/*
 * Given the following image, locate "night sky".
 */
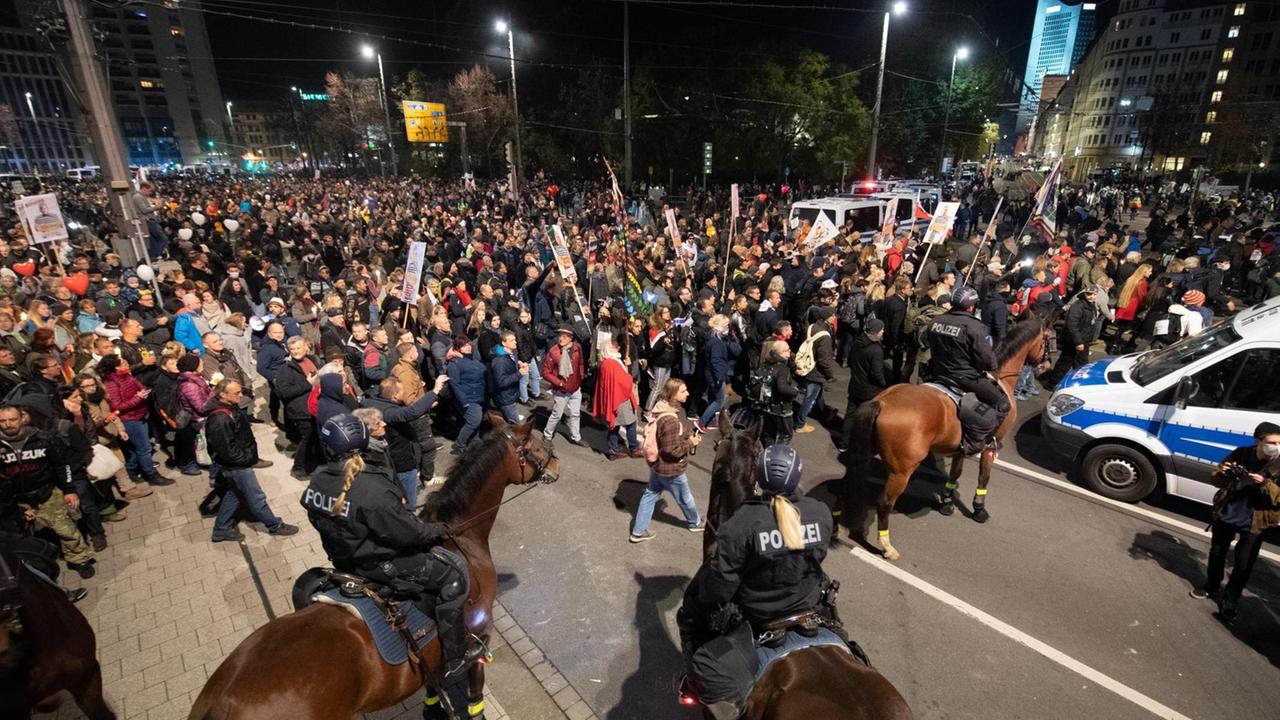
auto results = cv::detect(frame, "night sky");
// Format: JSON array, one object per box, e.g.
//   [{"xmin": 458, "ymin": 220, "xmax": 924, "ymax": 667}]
[{"xmin": 202, "ymin": 0, "xmax": 1045, "ymax": 104}]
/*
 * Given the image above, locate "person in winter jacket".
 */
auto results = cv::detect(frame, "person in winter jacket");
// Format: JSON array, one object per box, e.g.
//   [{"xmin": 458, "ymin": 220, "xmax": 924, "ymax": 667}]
[
  {"xmin": 314, "ymin": 372, "xmax": 357, "ymax": 430},
  {"xmin": 257, "ymin": 321, "xmax": 290, "ymax": 425},
  {"xmin": 695, "ymin": 315, "xmax": 742, "ymax": 432},
  {"xmin": 488, "ymin": 330, "xmax": 526, "ymax": 424},
  {"xmin": 445, "ymin": 336, "xmax": 487, "ymax": 453},
  {"xmin": 1050, "ymin": 285, "xmax": 1103, "ymax": 384},
  {"xmin": 794, "ymin": 308, "xmax": 836, "ymax": 433},
  {"xmin": 841, "ymin": 319, "xmax": 888, "ymax": 450},
  {"xmin": 629, "ymin": 378, "xmax": 704, "ymax": 542},
  {"xmin": 541, "ymin": 325, "xmax": 586, "ymax": 446},
  {"xmin": 275, "ymin": 335, "xmax": 321, "ymax": 478},
  {"xmin": 98, "ymin": 354, "xmax": 170, "ymax": 486},
  {"xmin": 360, "ymin": 374, "xmax": 446, "ymax": 508},
  {"xmin": 749, "ymin": 340, "xmax": 801, "ymax": 445},
  {"xmin": 203, "ymin": 380, "xmax": 298, "ymax": 542},
  {"xmin": 175, "ymin": 353, "xmax": 213, "ymax": 475},
  {"xmin": 361, "ymin": 327, "xmax": 391, "ymax": 392}
]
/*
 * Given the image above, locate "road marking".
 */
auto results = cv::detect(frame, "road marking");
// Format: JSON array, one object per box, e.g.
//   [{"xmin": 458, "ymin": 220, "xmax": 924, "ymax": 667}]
[
  {"xmin": 992, "ymin": 458, "xmax": 1280, "ymax": 565},
  {"xmin": 849, "ymin": 546, "xmax": 1193, "ymax": 720}
]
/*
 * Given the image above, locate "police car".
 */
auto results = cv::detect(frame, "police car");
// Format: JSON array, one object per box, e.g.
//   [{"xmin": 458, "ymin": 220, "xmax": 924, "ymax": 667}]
[{"xmin": 1042, "ymin": 296, "xmax": 1280, "ymax": 504}]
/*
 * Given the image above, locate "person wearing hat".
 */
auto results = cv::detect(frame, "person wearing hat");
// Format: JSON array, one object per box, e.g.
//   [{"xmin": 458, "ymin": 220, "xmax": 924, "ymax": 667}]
[
  {"xmin": 540, "ymin": 324, "xmax": 587, "ymax": 447},
  {"xmin": 301, "ymin": 413, "xmax": 483, "ymax": 683},
  {"xmin": 1067, "ymin": 243, "xmax": 1096, "ymax": 297},
  {"xmin": 923, "ymin": 286, "xmax": 1008, "ymax": 454},
  {"xmin": 682, "ymin": 444, "xmax": 834, "ymax": 719},
  {"xmin": 1048, "ymin": 284, "xmax": 1104, "ymax": 385},
  {"xmin": 841, "ymin": 318, "xmax": 888, "ymax": 451}
]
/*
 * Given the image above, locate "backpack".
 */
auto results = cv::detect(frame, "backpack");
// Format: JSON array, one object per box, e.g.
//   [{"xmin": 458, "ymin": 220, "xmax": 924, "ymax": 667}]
[
  {"xmin": 902, "ymin": 300, "xmax": 926, "ymax": 338},
  {"xmin": 748, "ymin": 365, "xmax": 775, "ymax": 407},
  {"xmin": 794, "ymin": 328, "xmax": 829, "ymax": 377},
  {"xmin": 643, "ymin": 412, "xmax": 679, "ymax": 464},
  {"xmin": 838, "ymin": 292, "xmax": 867, "ymax": 332}
]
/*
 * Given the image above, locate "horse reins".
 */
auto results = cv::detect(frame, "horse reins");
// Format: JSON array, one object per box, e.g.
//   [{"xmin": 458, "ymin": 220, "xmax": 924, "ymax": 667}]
[{"xmin": 440, "ymin": 429, "xmax": 558, "ymax": 537}]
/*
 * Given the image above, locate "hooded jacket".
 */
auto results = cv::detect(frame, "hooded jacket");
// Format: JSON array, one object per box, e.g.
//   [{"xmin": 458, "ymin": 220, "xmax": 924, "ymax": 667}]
[
  {"xmin": 0, "ymin": 425, "xmax": 78, "ymax": 528},
  {"xmin": 314, "ymin": 373, "xmax": 356, "ymax": 428}
]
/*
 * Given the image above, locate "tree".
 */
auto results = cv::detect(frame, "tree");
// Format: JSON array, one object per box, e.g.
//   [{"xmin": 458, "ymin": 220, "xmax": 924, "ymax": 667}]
[
  {"xmin": 316, "ymin": 71, "xmax": 384, "ymax": 172},
  {"xmin": 446, "ymin": 66, "xmax": 513, "ymax": 177}
]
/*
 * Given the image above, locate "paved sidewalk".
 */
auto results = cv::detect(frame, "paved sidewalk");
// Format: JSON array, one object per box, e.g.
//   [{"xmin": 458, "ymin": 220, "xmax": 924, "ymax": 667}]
[{"xmin": 32, "ymin": 420, "xmax": 570, "ymax": 720}]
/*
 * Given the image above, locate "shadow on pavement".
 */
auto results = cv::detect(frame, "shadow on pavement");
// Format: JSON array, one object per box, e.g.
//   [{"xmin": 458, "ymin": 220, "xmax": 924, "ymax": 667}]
[
  {"xmin": 605, "ymin": 573, "xmax": 696, "ymax": 720},
  {"xmin": 612, "ymin": 480, "xmax": 692, "ymax": 531}
]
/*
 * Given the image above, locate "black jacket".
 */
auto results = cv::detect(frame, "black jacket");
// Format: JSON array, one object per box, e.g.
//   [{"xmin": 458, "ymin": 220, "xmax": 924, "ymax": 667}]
[
  {"xmin": 0, "ymin": 427, "xmax": 78, "ymax": 529},
  {"xmin": 300, "ymin": 457, "xmax": 449, "ymax": 573},
  {"xmin": 202, "ymin": 398, "xmax": 259, "ymax": 468},
  {"xmin": 798, "ymin": 321, "xmax": 836, "ymax": 383},
  {"xmin": 924, "ymin": 309, "xmax": 997, "ymax": 386},
  {"xmin": 699, "ymin": 495, "xmax": 832, "ymax": 624},
  {"xmin": 274, "ymin": 355, "xmax": 319, "ymax": 421},
  {"xmin": 847, "ymin": 334, "xmax": 887, "ymax": 403},
  {"xmin": 1065, "ymin": 293, "xmax": 1102, "ymax": 346},
  {"xmin": 880, "ymin": 295, "xmax": 908, "ymax": 349},
  {"xmin": 750, "ymin": 357, "xmax": 800, "ymax": 417},
  {"xmin": 360, "ymin": 390, "xmax": 436, "ymax": 473}
]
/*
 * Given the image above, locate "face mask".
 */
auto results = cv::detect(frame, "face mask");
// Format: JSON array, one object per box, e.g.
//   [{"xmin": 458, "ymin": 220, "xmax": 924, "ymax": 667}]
[
  {"xmin": 228, "ymin": 271, "xmax": 240, "ymax": 279},
  {"xmin": 1263, "ymin": 443, "xmax": 1280, "ymax": 460}
]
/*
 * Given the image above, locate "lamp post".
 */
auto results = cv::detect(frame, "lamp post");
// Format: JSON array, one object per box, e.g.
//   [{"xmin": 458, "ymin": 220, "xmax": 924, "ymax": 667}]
[
  {"xmin": 496, "ymin": 20, "xmax": 522, "ymax": 199},
  {"xmin": 361, "ymin": 44, "xmax": 398, "ymax": 176},
  {"xmin": 23, "ymin": 91, "xmax": 41, "ymax": 176},
  {"xmin": 939, "ymin": 46, "xmax": 969, "ymax": 176},
  {"xmin": 866, "ymin": 1, "xmax": 907, "ymax": 180},
  {"xmin": 225, "ymin": 101, "xmax": 235, "ymax": 146}
]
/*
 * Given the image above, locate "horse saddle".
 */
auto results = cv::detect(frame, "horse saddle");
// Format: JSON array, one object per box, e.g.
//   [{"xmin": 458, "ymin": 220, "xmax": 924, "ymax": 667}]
[
  {"xmin": 295, "ymin": 568, "xmax": 439, "ymax": 666},
  {"xmin": 753, "ymin": 626, "xmax": 853, "ymax": 681},
  {"xmin": 924, "ymin": 382, "xmax": 999, "ymax": 454}
]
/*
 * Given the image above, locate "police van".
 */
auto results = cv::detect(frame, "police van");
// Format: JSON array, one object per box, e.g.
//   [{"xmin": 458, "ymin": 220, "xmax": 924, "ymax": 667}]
[
  {"xmin": 1041, "ymin": 296, "xmax": 1280, "ymax": 504},
  {"xmin": 788, "ymin": 198, "xmax": 884, "ymax": 242}
]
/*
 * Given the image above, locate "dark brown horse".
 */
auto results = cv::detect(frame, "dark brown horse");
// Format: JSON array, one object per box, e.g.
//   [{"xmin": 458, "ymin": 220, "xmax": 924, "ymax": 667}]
[
  {"xmin": 0, "ymin": 544, "xmax": 115, "ymax": 720},
  {"xmin": 695, "ymin": 416, "xmax": 912, "ymax": 720},
  {"xmin": 844, "ymin": 318, "xmax": 1048, "ymax": 561},
  {"xmin": 189, "ymin": 416, "xmax": 558, "ymax": 720}
]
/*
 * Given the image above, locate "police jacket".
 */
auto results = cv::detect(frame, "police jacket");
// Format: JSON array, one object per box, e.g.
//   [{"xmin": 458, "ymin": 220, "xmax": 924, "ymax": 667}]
[
  {"xmin": 699, "ymin": 495, "xmax": 832, "ymax": 624},
  {"xmin": 300, "ymin": 458, "xmax": 450, "ymax": 573},
  {"xmin": 0, "ymin": 427, "xmax": 78, "ymax": 528},
  {"xmin": 924, "ymin": 309, "xmax": 997, "ymax": 386}
]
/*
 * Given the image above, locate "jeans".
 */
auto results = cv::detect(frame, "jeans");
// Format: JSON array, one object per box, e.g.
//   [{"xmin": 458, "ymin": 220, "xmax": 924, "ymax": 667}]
[
  {"xmin": 544, "ymin": 389, "xmax": 582, "ymax": 442},
  {"xmin": 397, "ymin": 469, "xmax": 420, "ymax": 510},
  {"xmin": 145, "ymin": 219, "xmax": 169, "ymax": 259},
  {"xmin": 1194, "ymin": 306, "xmax": 1214, "ymax": 328},
  {"xmin": 698, "ymin": 382, "xmax": 727, "ymax": 427},
  {"xmin": 1015, "ymin": 365, "xmax": 1039, "ymax": 397},
  {"xmin": 518, "ymin": 358, "xmax": 542, "ymax": 402},
  {"xmin": 1205, "ymin": 521, "xmax": 1267, "ymax": 602},
  {"xmin": 175, "ymin": 423, "xmax": 199, "ymax": 472},
  {"xmin": 213, "ymin": 467, "xmax": 282, "ymax": 533},
  {"xmin": 455, "ymin": 403, "xmax": 483, "ymax": 449},
  {"xmin": 608, "ymin": 422, "xmax": 638, "ymax": 454},
  {"xmin": 495, "ymin": 402, "xmax": 521, "ymax": 424},
  {"xmin": 121, "ymin": 419, "xmax": 157, "ymax": 478},
  {"xmin": 631, "ymin": 471, "xmax": 702, "ymax": 535},
  {"xmin": 796, "ymin": 380, "xmax": 825, "ymax": 427},
  {"xmin": 645, "ymin": 366, "xmax": 672, "ymax": 412},
  {"xmin": 291, "ymin": 418, "xmax": 315, "ymax": 474}
]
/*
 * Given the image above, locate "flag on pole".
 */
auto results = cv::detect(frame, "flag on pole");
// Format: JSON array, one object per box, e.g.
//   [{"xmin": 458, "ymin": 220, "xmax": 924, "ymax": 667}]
[{"xmin": 1028, "ymin": 159, "xmax": 1062, "ymax": 244}]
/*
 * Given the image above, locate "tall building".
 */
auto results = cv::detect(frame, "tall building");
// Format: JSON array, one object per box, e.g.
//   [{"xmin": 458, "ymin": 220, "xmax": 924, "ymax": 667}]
[
  {"xmin": 13, "ymin": 0, "xmax": 228, "ymax": 167},
  {"xmin": 1018, "ymin": 0, "xmax": 1098, "ymax": 137},
  {"xmin": 229, "ymin": 100, "xmax": 300, "ymax": 168},
  {"xmin": 0, "ymin": 26, "xmax": 91, "ymax": 173}
]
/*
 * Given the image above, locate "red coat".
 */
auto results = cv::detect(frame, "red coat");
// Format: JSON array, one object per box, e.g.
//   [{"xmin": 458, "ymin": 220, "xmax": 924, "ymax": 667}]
[
  {"xmin": 541, "ymin": 341, "xmax": 584, "ymax": 394},
  {"xmin": 1115, "ymin": 279, "xmax": 1148, "ymax": 322},
  {"xmin": 103, "ymin": 370, "xmax": 150, "ymax": 422},
  {"xmin": 592, "ymin": 356, "xmax": 636, "ymax": 427}
]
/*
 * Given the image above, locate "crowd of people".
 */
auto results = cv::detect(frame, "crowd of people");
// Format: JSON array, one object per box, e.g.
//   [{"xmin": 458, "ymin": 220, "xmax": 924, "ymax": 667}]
[{"xmin": 0, "ymin": 168, "xmax": 1277, "ymax": 611}]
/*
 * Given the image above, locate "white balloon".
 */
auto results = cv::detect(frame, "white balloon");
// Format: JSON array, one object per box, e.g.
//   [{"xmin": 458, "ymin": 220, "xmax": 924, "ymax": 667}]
[
  {"xmin": 223, "ymin": 219, "xmax": 239, "ymax": 233},
  {"xmin": 136, "ymin": 264, "xmax": 155, "ymax": 282},
  {"xmin": 192, "ymin": 212, "xmax": 206, "ymax": 226},
  {"xmin": 178, "ymin": 228, "xmax": 193, "ymax": 241}
]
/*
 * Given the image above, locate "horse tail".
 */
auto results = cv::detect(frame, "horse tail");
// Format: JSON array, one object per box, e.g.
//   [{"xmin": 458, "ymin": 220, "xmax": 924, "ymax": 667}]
[{"xmin": 841, "ymin": 400, "xmax": 881, "ymax": 528}]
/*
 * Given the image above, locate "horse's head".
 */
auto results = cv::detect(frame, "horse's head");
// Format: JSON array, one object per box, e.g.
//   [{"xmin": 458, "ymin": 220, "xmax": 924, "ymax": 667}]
[
  {"xmin": 485, "ymin": 411, "xmax": 559, "ymax": 486},
  {"xmin": 711, "ymin": 409, "xmax": 762, "ymax": 514}
]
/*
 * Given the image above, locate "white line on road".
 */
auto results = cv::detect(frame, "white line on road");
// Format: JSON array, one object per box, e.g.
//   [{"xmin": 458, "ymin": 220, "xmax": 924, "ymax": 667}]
[
  {"xmin": 992, "ymin": 458, "xmax": 1280, "ymax": 565},
  {"xmin": 848, "ymin": 546, "xmax": 1193, "ymax": 720}
]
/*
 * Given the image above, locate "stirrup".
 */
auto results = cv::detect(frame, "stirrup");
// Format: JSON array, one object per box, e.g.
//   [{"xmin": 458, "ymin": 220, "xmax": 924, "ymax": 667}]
[{"xmin": 442, "ymin": 635, "xmax": 492, "ymax": 681}]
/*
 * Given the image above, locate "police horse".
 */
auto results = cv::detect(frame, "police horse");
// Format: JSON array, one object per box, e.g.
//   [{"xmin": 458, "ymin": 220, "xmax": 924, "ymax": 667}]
[
  {"xmin": 678, "ymin": 412, "xmax": 912, "ymax": 720},
  {"xmin": 844, "ymin": 318, "xmax": 1049, "ymax": 561},
  {"xmin": 189, "ymin": 417, "xmax": 557, "ymax": 720}
]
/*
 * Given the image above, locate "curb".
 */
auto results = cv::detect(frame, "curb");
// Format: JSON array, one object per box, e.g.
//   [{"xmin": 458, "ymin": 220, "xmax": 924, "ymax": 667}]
[{"xmin": 491, "ymin": 599, "xmax": 599, "ymax": 720}]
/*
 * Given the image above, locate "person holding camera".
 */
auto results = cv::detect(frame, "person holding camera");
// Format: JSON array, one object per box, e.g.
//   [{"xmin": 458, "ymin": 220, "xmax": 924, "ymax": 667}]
[{"xmin": 1190, "ymin": 421, "xmax": 1280, "ymax": 622}]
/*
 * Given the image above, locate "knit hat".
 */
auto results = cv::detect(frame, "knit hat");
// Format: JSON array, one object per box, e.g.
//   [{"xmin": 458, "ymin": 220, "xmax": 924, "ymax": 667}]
[
  {"xmin": 865, "ymin": 318, "xmax": 885, "ymax": 335},
  {"xmin": 1182, "ymin": 289, "xmax": 1206, "ymax": 307}
]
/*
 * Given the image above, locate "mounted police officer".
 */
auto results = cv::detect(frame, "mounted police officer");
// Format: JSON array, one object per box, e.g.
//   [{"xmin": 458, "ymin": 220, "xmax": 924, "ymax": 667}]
[
  {"xmin": 300, "ymin": 413, "xmax": 481, "ymax": 684},
  {"xmin": 923, "ymin": 285, "xmax": 1009, "ymax": 453},
  {"xmin": 680, "ymin": 445, "xmax": 834, "ymax": 720}
]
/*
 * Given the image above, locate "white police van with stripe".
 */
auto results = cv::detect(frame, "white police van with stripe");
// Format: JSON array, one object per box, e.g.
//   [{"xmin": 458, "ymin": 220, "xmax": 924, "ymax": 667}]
[{"xmin": 1042, "ymin": 296, "xmax": 1280, "ymax": 504}]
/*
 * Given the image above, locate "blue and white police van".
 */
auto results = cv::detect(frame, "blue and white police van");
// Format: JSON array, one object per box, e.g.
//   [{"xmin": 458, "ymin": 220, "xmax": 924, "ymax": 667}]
[{"xmin": 1042, "ymin": 296, "xmax": 1280, "ymax": 504}]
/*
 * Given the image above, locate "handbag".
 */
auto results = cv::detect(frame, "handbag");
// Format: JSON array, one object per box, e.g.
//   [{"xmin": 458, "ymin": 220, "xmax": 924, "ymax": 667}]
[
  {"xmin": 87, "ymin": 442, "xmax": 124, "ymax": 481},
  {"xmin": 195, "ymin": 428, "xmax": 212, "ymax": 466}
]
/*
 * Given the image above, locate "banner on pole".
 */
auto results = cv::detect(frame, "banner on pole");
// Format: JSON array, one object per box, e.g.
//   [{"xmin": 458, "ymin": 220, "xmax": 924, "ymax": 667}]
[
  {"xmin": 730, "ymin": 183, "xmax": 740, "ymax": 220},
  {"xmin": 881, "ymin": 197, "xmax": 899, "ymax": 236},
  {"xmin": 664, "ymin": 208, "xmax": 680, "ymax": 242},
  {"xmin": 400, "ymin": 241, "xmax": 427, "ymax": 305},
  {"xmin": 922, "ymin": 201, "xmax": 960, "ymax": 245},
  {"xmin": 550, "ymin": 225, "xmax": 577, "ymax": 281},
  {"xmin": 805, "ymin": 212, "xmax": 840, "ymax": 249},
  {"xmin": 402, "ymin": 101, "xmax": 448, "ymax": 143},
  {"xmin": 14, "ymin": 193, "xmax": 69, "ymax": 244}
]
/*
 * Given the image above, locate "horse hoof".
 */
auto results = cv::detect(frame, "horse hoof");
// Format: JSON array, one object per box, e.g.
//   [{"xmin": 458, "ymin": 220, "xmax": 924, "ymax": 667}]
[
  {"xmin": 881, "ymin": 546, "xmax": 900, "ymax": 562},
  {"xmin": 937, "ymin": 500, "xmax": 955, "ymax": 516},
  {"xmin": 973, "ymin": 508, "xmax": 991, "ymax": 524}
]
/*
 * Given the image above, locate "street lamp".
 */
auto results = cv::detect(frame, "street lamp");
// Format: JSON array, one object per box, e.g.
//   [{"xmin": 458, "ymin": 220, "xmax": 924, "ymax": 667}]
[
  {"xmin": 361, "ymin": 44, "xmax": 398, "ymax": 176},
  {"xmin": 866, "ymin": 1, "xmax": 907, "ymax": 181},
  {"xmin": 939, "ymin": 46, "xmax": 970, "ymax": 175},
  {"xmin": 225, "ymin": 101, "xmax": 235, "ymax": 146},
  {"xmin": 24, "ymin": 91, "xmax": 42, "ymax": 176},
  {"xmin": 496, "ymin": 19, "xmax": 522, "ymax": 200}
]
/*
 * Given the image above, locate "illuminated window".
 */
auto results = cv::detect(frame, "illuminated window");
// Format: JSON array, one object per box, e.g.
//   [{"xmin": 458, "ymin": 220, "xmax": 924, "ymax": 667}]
[
  {"xmin": 170, "ymin": 27, "xmax": 183, "ymax": 37},
  {"xmin": 1216, "ymin": 70, "xmax": 1229, "ymax": 84},
  {"xmin": 139, "ymin": 80, "xmax": 155, "ymax": 88},
  {"xmin": 1205, "ymin": 111, "xmax": 1217, "ymax": 123},
  {"xmin": 1200, "ymin": 131, "xmax": 1212, "ymax": 145},
  {"xmin": 1228, "ymin": 26, "xmax": 1240, "ymax": 38},
  {"xmin": 1211, "ymin": 90, "xmax": 1223, "ymax": 103},
  {"xmin": 1234, "ymin": 3, "xmax": 1246, "ymax": 16},
  {"xmin": 1222, "ymin": 48, "xmax": 1234, "ymax": 62}
]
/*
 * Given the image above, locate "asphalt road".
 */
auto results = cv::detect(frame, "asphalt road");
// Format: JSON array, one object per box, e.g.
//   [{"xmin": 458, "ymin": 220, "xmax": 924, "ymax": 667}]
[{"xmin": 466, "ymin": 364, "xmax": 1280, "ymax": 720}]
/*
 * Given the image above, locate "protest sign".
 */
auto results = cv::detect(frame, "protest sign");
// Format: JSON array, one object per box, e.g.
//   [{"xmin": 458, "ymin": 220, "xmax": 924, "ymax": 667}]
[
  {"xmin": 881, "ymin": 197, "xmax": 899, "ymax": 236},
  {"xmin": 922, "ymin": 201, "xmax": 960, "ymax": 245},
  {"xmin": 550, "ymin": 225, "xmax": 577, "ymax": 281},
  {"xmin": 14, "ymin": 193, "xmax": 69, "ymax": 244},
  {"xmin": 804, "ymin": 212, "xmax": 840, "ymax": 249},
  {"xmin": 400, "ymin": 241, "xmax": 426, "ymax": 305}
]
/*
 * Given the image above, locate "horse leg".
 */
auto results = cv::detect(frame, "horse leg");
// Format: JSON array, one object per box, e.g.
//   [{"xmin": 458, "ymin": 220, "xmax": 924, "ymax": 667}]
[
  {"xmin": 877, "ymin": 470, "xmax": 911, "ymax": 562},
  {"xmin": 972, "ymin": 447, "xmax": 998, "ymax": 524},
  {"xmin": 937, "ymin": 453, "xmax": 965, "ymax": 516},
  {"xmin": 70, "ymin": 662, "xmax": 116, "ymax": 720}
]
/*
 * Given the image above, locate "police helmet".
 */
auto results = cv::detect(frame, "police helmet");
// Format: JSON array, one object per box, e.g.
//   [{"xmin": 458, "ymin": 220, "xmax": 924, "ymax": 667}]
[
  {"xmin": 952, "ymin": 286, "xmax": 980, "ymax": 311},
  {"xmin": 756, "ymin": 444, "xmax": 803, "ymax": 496},
  {"xmin": 319, "ymin": 413, "xmax": 369, "ymax": 459}
]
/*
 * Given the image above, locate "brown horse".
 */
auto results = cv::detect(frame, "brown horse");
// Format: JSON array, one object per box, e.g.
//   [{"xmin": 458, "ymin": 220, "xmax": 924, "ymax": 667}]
[
  {"xmin": 189, "ymin": 416, "xmax": 557, "ymax": 720},
  {"xmin": 689, "ymin": 416, "xmax": 912, "ymax": 720},
  {"xmin": 0, "ymin": 543, "xmax": 115, "ymax": 720},
  {"xmin": 843, "ymin": 318, "xmax": 1048, "ymax": 561}
]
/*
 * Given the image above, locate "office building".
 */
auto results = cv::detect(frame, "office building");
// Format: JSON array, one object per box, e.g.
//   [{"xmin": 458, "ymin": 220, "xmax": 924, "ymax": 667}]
[
  {"xmin": 1018, "ymin": 0, "xmax": 1098, "ymax": 137},
  {"xmin": 228, "ymin": 100, "xmax": 300, "ymax": 168},
  {"xmin": 0, "ymin": 26, "xmax": 91, "ymax": 173}
]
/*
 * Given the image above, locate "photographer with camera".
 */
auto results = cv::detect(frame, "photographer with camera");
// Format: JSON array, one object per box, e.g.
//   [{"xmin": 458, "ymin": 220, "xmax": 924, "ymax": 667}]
[{"xmin": 1190, "ymin": 421, "xmax": 1280, "ymax": 622}]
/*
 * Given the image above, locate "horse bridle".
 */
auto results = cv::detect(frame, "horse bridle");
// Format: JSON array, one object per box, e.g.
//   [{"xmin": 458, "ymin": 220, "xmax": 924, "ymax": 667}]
[{"xmin": 441, "ymin": 428, "xmax": 559, "ymax": 537}]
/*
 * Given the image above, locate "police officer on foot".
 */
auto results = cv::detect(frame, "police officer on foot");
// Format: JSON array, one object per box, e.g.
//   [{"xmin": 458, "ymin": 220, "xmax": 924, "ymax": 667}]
[
  {"xmin": 924, "ymin": 285, "xmax": 1009, "ymax": 454},
  {"xmin": 300, "ymin": 413, "xmax": 482, "ymax": 682},
  {"xmin": 685, "ymin": 444, "xmax": 834, "ymax": 720},
  {"xmin": 1191, "ymin": 421, "xmax": 1280, "ymax": 622}
]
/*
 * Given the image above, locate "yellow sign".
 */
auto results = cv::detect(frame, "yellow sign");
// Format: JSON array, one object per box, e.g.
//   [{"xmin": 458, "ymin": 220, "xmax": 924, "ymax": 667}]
[{"xmin": 402, "ymin": 101, "xmax": 448, "ymax": 143}]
